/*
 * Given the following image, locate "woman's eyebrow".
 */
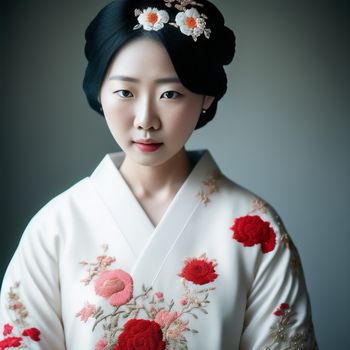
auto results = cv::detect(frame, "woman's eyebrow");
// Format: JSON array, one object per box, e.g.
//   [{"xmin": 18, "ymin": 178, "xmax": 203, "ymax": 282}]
[{"xmin": 108, "ymin": 75, "xmax": 180, "ymax": 84}]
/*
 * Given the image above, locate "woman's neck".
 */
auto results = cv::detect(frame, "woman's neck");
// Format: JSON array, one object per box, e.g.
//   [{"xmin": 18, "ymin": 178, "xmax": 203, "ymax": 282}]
[{"xmin": 119, "ymin": 148, "xmax": 193, "ymax": 201}]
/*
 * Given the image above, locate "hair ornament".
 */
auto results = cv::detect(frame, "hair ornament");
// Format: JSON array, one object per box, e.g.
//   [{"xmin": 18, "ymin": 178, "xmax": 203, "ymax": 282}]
[
  {"xmin": 133, "ymin": 7, "xmax": 170, "ymax": 31},
  {"xmin": 133, "ymin": 0, "xmax": 211, "ymax": 41},
  {"xmin": 164, "ymin": 0, "xmax": 204, "ymax": 11},
  {"xmin": 171, "ymin": 7, "xmax": 210, "ymax": 41}
]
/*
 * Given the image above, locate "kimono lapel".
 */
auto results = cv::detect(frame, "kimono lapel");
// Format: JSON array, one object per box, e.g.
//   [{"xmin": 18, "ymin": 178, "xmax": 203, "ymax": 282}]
[
  {"xmin": 89, "ymin": 152, "xmax": 155, "ymax": 258},
  {"xmin": 89, "ymin": 150, "xmax": 221, "ymax": 286},
  {"xmin": 130, "ymin": 150, "xmax": 220, "ymax": 285}
]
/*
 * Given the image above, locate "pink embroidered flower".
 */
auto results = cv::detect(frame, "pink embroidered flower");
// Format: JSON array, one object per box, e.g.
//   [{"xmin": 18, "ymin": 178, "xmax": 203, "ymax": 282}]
[
  {"xmin": 0, "ymin": 336, "xmax": 23, "ymax": 348},
  {"xmin": 94, "ymin": 269, "xmax": 133, "ymax": 307},
  {"xmin": 154, "ymin": 291, "xmax": 164, "ymax": 299},
  {"xmin": 155, "ymin": 310, "xmax": 180, "ymax": 328},
  {"xmin": 178, "ymin": 254, "xmax": 218, "ymax": 285},
  {"xmin": 95, "ymin": 338, "xmax": 108, "ymax": 350},
  {"xmin": 3, "ymin": 324, "xmax": 13, "ymax": 336},
  {"xmin": 97, "ymin": 255, "xmax": 116, "ymax": 266},
  {"xmin": 230, "ymin": 215, "xmax": 276, "ymax": 253},
  {"xmin": 149, "ymin": 306, "xmax": 158, "ymax": 318},
  {"xmin": 179, "ymin": 297, "xmax": 188, "ymax": 306},
  {"xmin": 10, "ymin": 303, "xmax": 22, "ymax": 310},
  {"xmin": 77, "ymin": 302, "xmax": 96, "ymax": 322},
  {"xmin": 22, "ymin": 327, "xmax": 40, "ymax": 341}
]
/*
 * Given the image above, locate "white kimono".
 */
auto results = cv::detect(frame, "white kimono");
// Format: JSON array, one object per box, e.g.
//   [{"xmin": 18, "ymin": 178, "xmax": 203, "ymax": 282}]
[{"xmin": 0, "ymin": 150, "xmax": 317, "ymax": 350}]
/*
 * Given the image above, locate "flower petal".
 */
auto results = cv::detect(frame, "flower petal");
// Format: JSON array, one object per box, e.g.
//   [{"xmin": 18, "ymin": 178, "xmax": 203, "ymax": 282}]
[
  {"xmin": 175, "ymin": 12, "xmax": 187, "ymax": 26},
  {"xmin": 153, "ymin": 22, "xmax": 165, "ymax": 31},
  {"xmin": 185, "ymin": 7, "xmax": 200, "ymax": 18},
  {"xmin": 158, "ymin": 10, "xmax": 169, "ymax": 23},
  {"xmin": 179, "ymin": 25, "xmax": 193, "ymax": 36}
]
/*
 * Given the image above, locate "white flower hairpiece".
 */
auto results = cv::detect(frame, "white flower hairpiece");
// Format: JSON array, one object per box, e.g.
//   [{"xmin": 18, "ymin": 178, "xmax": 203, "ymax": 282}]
[
  {"xmin": 133, "ymin": 7, "xmax": 170, "ymax": 31},
  {"xmin": 133, "ymin": 0, "xmax": 211, "ymax": 41},
  {"xmin": 173, "ymin": 7, "xmax": 210, "ymax": 41}
]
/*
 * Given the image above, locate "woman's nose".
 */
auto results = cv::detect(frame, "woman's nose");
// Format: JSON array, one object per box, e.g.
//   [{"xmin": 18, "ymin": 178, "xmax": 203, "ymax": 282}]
[{"xmin": 133, "ymin": 98, "xmax": 160, "ymax": 131}]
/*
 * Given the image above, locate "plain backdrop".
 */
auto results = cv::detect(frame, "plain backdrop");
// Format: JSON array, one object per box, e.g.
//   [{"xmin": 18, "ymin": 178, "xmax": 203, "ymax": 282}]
[{"xmin": 1, "ymin": 0, "xmax": 349, "ymax": 348}]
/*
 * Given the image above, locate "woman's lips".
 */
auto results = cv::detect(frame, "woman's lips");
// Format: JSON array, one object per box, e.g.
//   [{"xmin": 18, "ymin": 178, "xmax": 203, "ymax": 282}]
[{"xmin": 133, "ymin": 140, "xmax": 162, "ymax": 153}]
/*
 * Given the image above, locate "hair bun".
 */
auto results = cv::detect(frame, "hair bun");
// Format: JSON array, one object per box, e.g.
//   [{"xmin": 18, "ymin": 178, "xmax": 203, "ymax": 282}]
[{"xmin": 216, "ymin": 26, "xmax": 236, "ymax": 65}]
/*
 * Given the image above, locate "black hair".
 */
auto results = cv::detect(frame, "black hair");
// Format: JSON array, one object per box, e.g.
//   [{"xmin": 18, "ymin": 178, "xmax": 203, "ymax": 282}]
[{"xmin": 83, "ymin": 0, "xmax": 236, "ymax": 129}]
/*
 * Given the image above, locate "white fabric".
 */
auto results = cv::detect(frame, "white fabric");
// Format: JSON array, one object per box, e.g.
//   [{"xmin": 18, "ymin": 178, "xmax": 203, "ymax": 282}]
[{"xmin": 0, "ymin": 150, "xmax": 317, "ymax": 349}]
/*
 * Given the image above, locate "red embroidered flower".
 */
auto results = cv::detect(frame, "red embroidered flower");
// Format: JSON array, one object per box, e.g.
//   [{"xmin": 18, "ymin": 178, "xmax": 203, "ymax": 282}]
[
  {"xmin": 178, "ymin": 254, "xmax": 218, "ymax": 285},
  {"xmin": 0, "ymin": 336, "xmax": 23, "ymax": 348},
  {"xmin": 280, "ymin": 302, "xmax": 290, "ymax": 310},
  {"xmin": 273, "ymin": 302, "xmax": 290, "ymax": 316},
  {"xmin": 22, "ymin": 327, "xmax": 40, "ymax": 341},
  {"xmin": 113, "ymin": 319, "xmax": 165, "ymax": 350},
  {"xmin": 230, "ymin": 215, "xmax": 276, "ymax": 253},
  {"xmin": 2, "ymin": 324, "xmax": 13, "ymax": 336},
  {"xmin": 95, "ymin": 269, "xmax": 133, "ymax": 307}
]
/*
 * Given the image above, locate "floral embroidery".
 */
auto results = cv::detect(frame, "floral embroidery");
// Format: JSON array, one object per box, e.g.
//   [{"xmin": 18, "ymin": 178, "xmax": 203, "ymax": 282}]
[
  {"xmin": 0, "ymin": 335, "xmax": 23, "ymax": 348},
  {"xmin": 133, "ymin": 7, "xmax": 170, "ymax": 31},
  {"xmin": 178, "ymin": 253, "xmax": 218, "ymax": 285},
  {"xmin": 95, "ymin": 269, "xmax": 134, "ymax": 307},
  {"xmin": 2, "ymin": 324, "xmax": 13, "ymax": 336},
  {"xmin": 230, "ymin": 215, "xmax": 276, "ymax": 253},
  {"xmin": 96, "ymin": 338, "xmax": 108, "ymax": 350},
  {"xmin": 0, "ymin": 283, "xmax": 41, "ymax": 348},
  {"xmin": 0, "ymin": 325, "xmax": 41, "ymax": 349},
  {"xmin": 263, "ymin": 303, "xmax": 317, "ymax": 350},
  {"xmin": 250, "ymin": 197, "xmax": 268, "ymax": 214},
  {"xmin": 249, "ymin": 198, "xmax": 303, "ymax": 274},
  {"xmin": 115, "ymin": 319, "xmax": 166, "ymax": 350},
  {"xmin": 134, "ymin": 0, "xmax": 211, "ymax": 41},
  {"xmin": 77, "ymin": 247, "xmax": 217, "ymax": 349},
  {"xmin": 278, "ymin": 219, "xmax": 303, "ymax": 278},
  {"xmin": 79, "ymin": 244, "xmax": 116, "ymax": 286},
  {"xmin": 164, "ymin": 0, "xmax": 204, "ymax": 12},
  {"xmin": 7, "ymin": 282, "xmax": 28, "ymax": 327},
  {"xmin": 76, "ymin": 302, "xmax": 97, "ymax": 323},
  {"xmin": 21, "ymin": 328, "xmax": 40, "ymax": 342},
  {"xmin": 172, "ymin": 7, "xmax": 211, "ymax": 41},
  {"xmin": 197, "ymin": 170, "xmax": 221, "ymax": 206}
]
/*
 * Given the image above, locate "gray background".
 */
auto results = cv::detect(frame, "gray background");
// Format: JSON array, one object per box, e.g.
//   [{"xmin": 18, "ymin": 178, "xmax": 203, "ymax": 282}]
[{"xmin": 1, "ymin": 0, "xmax": 349, "ymax": 348}]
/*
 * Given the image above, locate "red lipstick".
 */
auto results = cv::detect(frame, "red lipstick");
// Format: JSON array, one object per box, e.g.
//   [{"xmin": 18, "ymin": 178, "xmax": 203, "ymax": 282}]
[{"xmin": 133, "ymin": 139, "xmax": 162, "ymax": 153}]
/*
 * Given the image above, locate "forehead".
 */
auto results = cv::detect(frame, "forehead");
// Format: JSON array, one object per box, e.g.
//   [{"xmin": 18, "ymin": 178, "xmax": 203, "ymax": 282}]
[{"xmin": 105, "ymin": 38, "xmax": 177, "ymax": 79}]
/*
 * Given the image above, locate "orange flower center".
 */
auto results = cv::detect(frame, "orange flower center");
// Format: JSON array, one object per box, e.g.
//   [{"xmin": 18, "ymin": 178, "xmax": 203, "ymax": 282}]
[
  {"xmin": 147, "ymin": 12, "xmax": 159, "ymax": 25},
  {"xmin": 186, "ymin": 16, "xmax": 197, "ymax": 29}
]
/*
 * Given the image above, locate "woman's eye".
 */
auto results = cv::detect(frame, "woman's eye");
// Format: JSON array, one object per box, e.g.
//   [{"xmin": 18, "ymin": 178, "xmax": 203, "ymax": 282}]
[
  {"xmin": 161, "ymin": 91, "xmax": 182, "ymax": 99},
  {"xmin": 115, "ymin": 90, "xmax": 133, "ymax": 98}
]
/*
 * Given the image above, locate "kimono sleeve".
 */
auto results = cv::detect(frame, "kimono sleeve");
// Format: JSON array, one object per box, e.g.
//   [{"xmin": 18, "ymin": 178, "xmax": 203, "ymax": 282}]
[
  {"xmin": 0, "ymin": 212, "xmax": 66, "ymax": 349},
  {"xmin": 239, "ymin": 211, "xmax": 318, "ymax": 350}
]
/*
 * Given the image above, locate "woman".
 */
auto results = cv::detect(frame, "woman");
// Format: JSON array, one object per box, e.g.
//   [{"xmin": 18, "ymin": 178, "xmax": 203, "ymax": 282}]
[{"xmin": 0, "ymin": 0, "xmax": 317, "ymax": 349}]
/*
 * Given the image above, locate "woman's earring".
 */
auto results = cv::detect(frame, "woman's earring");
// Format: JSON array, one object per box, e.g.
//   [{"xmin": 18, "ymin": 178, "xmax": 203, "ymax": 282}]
[{"xmin": 202, "ymin": 109, "xmax": 207, "ymax": 114}]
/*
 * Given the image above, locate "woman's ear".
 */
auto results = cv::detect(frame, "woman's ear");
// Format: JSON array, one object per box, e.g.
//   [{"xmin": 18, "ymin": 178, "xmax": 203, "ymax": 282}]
[{"xmin": 203, "ymin": 95, "xmax": 215, "ymax": 110}]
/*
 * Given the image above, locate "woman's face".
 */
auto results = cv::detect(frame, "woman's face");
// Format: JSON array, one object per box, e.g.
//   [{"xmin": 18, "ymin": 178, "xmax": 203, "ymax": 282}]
[{"xmin": 99, "ymin": 38, "xmax": 214, "ymax": 167}]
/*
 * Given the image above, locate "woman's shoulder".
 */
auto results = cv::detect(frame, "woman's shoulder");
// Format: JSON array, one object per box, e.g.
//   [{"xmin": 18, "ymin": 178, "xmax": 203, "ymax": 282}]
[
  {"xmin": 215, "ymin": 173, "xmax": 288, "ymax": 245},
  {"xmin": 219, "ymin": 173, "xmax": 278, "ymax": 214},
  {"xmin": 24, "ymin": 176, "xmax": 93, "ymax": 234}
]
